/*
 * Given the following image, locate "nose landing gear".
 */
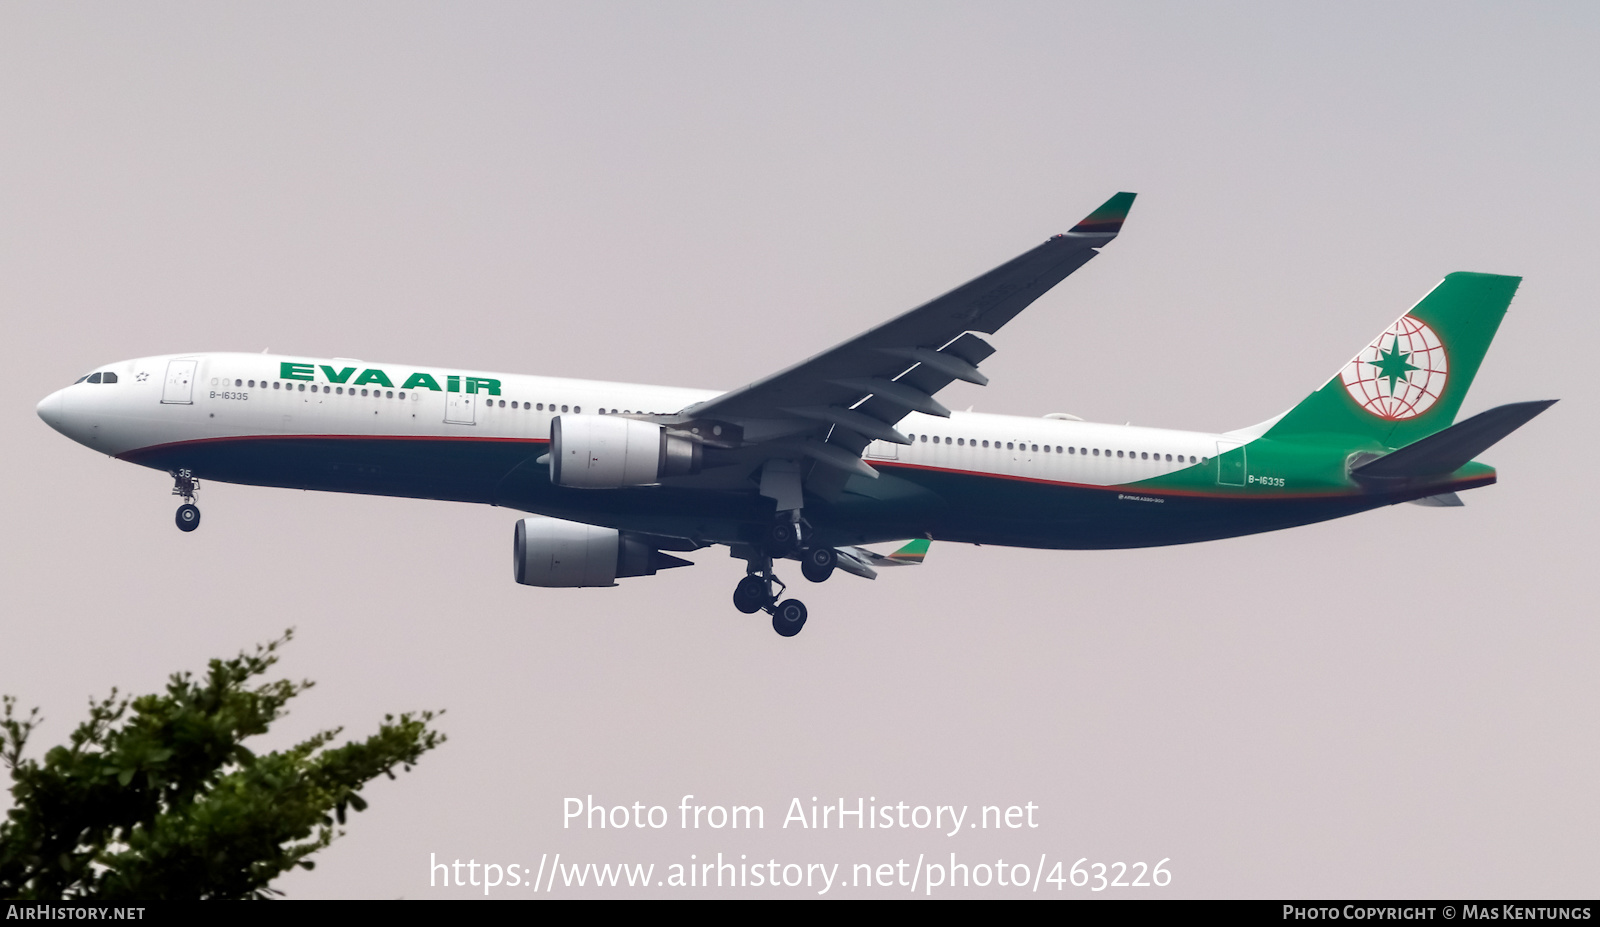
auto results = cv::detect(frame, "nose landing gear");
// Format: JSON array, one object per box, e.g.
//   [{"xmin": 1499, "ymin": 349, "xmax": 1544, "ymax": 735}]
[
  {"xmin": 175, "ymin": 503, "xmax": 200, "ymax": 532},
  {"xmin": 171, "ymin": 470, "xmax": 201, "ymax": 532}
]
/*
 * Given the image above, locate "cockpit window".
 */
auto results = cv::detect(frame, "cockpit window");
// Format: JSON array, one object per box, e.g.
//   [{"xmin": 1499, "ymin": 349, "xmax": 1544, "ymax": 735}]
[
  {"xmin": 101, "ymin": 372, "xmax": 118, "ymax": 384},
  {"xmin": 74, "ymin": 375, "xmax": 89, "ymax": 384},
  {"xmin": 87, "ymin": 372, "xmax": 102, "ymax": 384}
]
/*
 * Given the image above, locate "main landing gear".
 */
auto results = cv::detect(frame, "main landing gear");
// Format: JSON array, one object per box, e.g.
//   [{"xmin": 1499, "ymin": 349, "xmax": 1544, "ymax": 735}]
[
  {"xmin": 732, "ymin": 569, "xmax": 809, "ymax": 638},
  {"xmin": 801, "ymin": 545, "xmax": 836, "ymax": 583},
  {"xmin": 734, "ymin": 521, "xmax": 839, "ymax": 638},
  {"xmin": 172, "ymin": 469, "xmax": 201, "ymax": 532}
]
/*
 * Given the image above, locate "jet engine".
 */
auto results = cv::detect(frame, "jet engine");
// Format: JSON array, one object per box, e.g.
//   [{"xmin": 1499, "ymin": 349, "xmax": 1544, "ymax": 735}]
[
  {"xmin": 549, "ymin": 415, "xmax": 702, "ymax": 489},
  {"xmin": 513, "ymin": 516, "xmax": 693, "ymax": 587}
]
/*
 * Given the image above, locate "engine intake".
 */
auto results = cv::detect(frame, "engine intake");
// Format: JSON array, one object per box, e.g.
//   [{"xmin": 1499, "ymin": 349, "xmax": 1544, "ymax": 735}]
[
  {"xmin": 549, "ymin": 415, "xmax": 702, "ymax": 488},
  {"xmin": 513, "ymin": 516, "xmax": 692, "ymax": 587}
]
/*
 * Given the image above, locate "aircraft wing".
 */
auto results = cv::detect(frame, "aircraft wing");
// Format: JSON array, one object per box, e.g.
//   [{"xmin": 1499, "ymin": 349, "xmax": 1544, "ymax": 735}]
[
  {"xmin": 672, "ymin": 192, "xmax": 1135, "ymax": 496},
  {"xmin": 839, "ymin": 538, "xmax": 929, "ymax": 575}
]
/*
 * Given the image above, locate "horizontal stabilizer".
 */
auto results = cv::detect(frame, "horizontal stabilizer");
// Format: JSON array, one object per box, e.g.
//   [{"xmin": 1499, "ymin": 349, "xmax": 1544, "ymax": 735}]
[
  {"xmin": 1409, "ymin": 492, "xmax": 1465, "ymax": 507},
  {"xmin": 1353, "ymin": 400, "xmax": 1557, "ymax": 481}
]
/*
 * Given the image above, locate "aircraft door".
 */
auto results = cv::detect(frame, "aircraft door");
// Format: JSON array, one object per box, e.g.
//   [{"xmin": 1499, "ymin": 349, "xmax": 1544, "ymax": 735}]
[
  {"xmin": 161, "ymin": 360, "xmax": 197, "ymax": 404},
  {"xmin": 1215, "ymin": 440, "xmax": 1246, "ymax": 486},
  {"xmin": 446, "ymin": 392, "xmax": 476, "ymax": 425}
]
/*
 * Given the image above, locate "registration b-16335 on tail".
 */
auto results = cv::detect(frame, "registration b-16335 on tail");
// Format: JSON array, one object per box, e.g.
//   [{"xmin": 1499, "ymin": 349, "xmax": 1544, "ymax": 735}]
[{"xmin": 36, "ymin": 193, "xmax": 1556, "ymax": 637}]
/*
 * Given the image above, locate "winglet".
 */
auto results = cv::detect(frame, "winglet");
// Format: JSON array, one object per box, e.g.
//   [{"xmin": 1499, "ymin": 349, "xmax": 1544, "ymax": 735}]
[
  {"xmin": 887, "ymin": 538, "xmax": 930, "ymax": 564},
  {"xmin": 1069, "ymin": 192, "xmax": 1137, "ymax": 235}
]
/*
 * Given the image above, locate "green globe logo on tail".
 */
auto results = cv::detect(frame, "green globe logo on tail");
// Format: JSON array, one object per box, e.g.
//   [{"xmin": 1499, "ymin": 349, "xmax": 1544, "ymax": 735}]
[{"xmin": 1340, "ymin": 315, "xmax": 1448, "ymax": 420}]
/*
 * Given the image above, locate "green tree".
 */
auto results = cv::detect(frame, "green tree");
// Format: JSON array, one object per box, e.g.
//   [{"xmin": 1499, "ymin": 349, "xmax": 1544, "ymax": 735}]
[{"xmin": 0, "ymin": 630, "xmax": 443, "ymax": 899}]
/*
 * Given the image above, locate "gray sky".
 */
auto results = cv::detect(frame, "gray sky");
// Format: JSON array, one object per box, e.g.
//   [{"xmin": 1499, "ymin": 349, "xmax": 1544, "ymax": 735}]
[{"xmin": 2, "ymin": 2, "xmax": 1594, "ymax": 898}]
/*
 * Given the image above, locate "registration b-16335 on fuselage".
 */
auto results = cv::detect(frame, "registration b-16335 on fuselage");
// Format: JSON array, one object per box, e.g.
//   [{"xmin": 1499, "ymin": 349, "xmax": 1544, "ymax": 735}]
[{"xmin": 36, "ymin": 193, "xmax": 1556, "ymax": 637}]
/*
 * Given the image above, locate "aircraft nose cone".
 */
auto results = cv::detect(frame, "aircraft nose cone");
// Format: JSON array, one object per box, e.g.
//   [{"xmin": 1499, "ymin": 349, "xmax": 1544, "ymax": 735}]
[{"xmin": 36, "ymin": 389, "xmax": 65, "ymax": 431}]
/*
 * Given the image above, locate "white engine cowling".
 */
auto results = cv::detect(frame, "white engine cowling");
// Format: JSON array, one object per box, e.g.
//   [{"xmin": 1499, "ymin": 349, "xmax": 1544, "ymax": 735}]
[
  {"xmin": 513, "ymin": 516, "xmax": 692, "ymax": 587},
  {"xmin": 549, "ymin": 415, "xmax": 702, "ymax": 489}
]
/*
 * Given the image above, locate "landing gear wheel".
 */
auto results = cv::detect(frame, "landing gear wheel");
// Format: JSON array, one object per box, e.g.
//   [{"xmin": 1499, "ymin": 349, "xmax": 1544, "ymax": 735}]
[
  {"xmin": 175, "ymin": 503, "xmax": 201, "ymax": 532},
  {"xmin": 771, "ymin": 599, "xmax": 808, "ymax": 637},
  {"xmin": 764, "ymin": 521, "xmax": 799, "ymax": 555},
  {"xmin": 732, "ymin": 575, "xmax": 768, "ymax": 614},
  {"xmin": 800, "ymin": 546, "xmax": 837, "ymax": 583}
]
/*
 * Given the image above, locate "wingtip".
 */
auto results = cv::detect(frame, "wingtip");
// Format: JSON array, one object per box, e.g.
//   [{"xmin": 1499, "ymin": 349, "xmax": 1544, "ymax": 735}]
[
  {"xmin": 888, "ymin": 538, "xmax": 930, "ymax": 563},
  {"xmin": 1069, "ymin": 191, "xmax": 1137, "ymax": 235}
]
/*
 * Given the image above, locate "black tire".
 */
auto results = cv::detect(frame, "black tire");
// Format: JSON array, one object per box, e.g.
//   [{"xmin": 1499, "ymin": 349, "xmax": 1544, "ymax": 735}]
[
  {"xmin": 732, "ymin": 575, "xmax": 767, "ymax": 614},
  {"xmin": 764, "ymin": 521, "xmax": 798, "ymax": 555},
  {"xmin": 800, "ymin": 546, "xmax": 837, "ymax": 583},
  {"xmin": 771, "ymin": 599, "xmax": 808, "ymax": 637},
  {"xmin": 175, "ymin": 503, "xmax": 201, "ymax": 532}
]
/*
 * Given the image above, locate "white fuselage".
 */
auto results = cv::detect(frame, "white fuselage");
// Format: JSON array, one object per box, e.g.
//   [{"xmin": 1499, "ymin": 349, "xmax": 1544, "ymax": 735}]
[{"xmin": 38, "ymin": 351, "xmax": 1229, "ymax": 491}]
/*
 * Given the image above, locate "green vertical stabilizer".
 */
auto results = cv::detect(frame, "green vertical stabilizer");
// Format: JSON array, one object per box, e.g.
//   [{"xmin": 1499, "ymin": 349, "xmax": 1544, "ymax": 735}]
[{"xmin": 1264, "ymin": 273, "xmax": 1519, "ymax": 448}]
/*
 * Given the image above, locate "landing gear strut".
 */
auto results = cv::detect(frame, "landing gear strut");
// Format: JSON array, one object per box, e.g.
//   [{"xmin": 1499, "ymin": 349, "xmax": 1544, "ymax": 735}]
[
  {"xmin": 732, "ymin": 554, "xmax": 808, "ymax": 638},
  {"xmin": 749, "ymin": 459, "xmax": 813, "ymax": 636},
  {"xmin": 172, "ymin": 469, "xmax": 201, "ymax": 532}
]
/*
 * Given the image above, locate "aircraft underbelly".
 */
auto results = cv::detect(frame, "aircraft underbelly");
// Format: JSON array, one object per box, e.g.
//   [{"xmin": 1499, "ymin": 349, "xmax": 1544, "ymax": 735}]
[{"xmin": 119, "ymin": 432, "xmax": 1400, "ymax": 551}]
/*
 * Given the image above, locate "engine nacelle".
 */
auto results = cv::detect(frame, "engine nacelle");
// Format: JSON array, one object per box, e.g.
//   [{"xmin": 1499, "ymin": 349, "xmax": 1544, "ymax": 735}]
[
  {"xmin": 513, "ymin": 516, "xmax": 692, "ymax": 587},
  {"xmin": 549, "ymin": 415, "xmax": 702, "ymax": 489}
]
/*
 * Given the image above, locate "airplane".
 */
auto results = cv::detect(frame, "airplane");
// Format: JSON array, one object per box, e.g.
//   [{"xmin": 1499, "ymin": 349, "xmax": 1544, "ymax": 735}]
[{"xmin": 35, "ymin": 192, "xmax": 1556, "ymax": 638}]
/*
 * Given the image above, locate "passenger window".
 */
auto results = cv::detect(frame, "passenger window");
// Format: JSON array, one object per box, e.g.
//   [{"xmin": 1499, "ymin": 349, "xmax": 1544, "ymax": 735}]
[
  {"xmin": 273, "ymin": 382, "xmax": 281, "ymax": 389},
  {"xmin": 957, "ymin": 438, "xmax": 964, "ymax": 446},
  {"xmin": 562, "ymin": 405, "xmax": 569, "ymax": 413},
  {"xmin": 574, "ymin": 406, "xmax": 581, "ymax": 413}
]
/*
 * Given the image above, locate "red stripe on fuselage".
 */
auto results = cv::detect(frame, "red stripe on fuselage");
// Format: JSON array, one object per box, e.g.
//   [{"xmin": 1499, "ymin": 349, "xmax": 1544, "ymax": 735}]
[
  {"xmin": 870, "ymin": 459, "xmax": 1494, "ymax": 502},
  {"xmin": 115, "ymin": 432, "xmax": 550, "ymax": 463}
]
